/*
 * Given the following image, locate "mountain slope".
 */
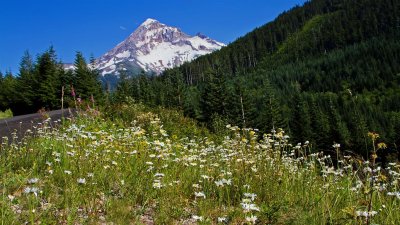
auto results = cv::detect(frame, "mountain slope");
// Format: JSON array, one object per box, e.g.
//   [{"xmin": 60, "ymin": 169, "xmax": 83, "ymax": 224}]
[
  {"xmin": 115, "ymin": 0, "xmax": 400, "ymax": 157},
  {"xmin": 95, "ymin": 18, "xmax": 225, "ymax": 76}
]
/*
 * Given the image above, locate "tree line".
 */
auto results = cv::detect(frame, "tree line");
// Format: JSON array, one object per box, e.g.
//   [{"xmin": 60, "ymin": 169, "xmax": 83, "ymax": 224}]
[{"xmin": 0, "ymin": 47, "xmax": 103, "ymax": 115}]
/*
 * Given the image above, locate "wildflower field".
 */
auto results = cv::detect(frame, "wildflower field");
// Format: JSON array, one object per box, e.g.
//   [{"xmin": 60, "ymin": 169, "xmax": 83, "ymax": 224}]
[{"xmin": 1, "ymin": 104, "xmax": 400, "ymax": 224}]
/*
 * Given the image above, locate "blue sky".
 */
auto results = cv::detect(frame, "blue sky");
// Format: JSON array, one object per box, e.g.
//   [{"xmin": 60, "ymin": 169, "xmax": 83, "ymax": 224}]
[{"xmin": 0, "ymin": 0, "xmax": 306, "ymax": 73}]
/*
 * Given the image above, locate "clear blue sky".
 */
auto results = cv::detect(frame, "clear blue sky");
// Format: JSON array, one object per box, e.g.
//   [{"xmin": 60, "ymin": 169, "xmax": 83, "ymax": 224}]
[{"xmin": 0, "ymin": 0, "xmax": 306, "ymax": 74}]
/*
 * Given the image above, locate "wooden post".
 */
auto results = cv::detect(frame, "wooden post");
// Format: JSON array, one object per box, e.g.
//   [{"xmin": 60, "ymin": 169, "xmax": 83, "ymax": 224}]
[
  {"xmin": 240, "ymin": 95, "xmax": 246, "ymax": 128},
  {"xmin": 91, "ymin": 94, "xmax": 95, "ymax": 109},
  {"xmin": 61, "ymin": 86, "xmax": 64, "ymax": 119}
]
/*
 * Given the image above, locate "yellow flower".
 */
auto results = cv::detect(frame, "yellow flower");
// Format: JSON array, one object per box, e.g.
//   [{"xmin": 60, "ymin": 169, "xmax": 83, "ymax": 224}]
[
  {"xmin": 377, "ymin": 142, "xmax": 387, "ymax": 150},
  {"xmin": 276, "ymin": 132, "xmax": 283, "ymax": 139},
  {"xmin": 368, "ymin": 132, "xmax": 379, "ymax": 141},
  {"xmin": 378, "ymin": 174, "xmax": 388, "ymax": 182}
]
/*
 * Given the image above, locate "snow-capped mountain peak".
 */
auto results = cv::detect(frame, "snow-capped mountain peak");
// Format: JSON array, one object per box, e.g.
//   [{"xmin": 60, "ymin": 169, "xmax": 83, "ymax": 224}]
[
  {"xmin": 95, "ymin": 18, "xmax": 225, "ymax": 76},
  {"xmin": 141, "ymin": 18, "xmax": 159, "ymax": 27}
]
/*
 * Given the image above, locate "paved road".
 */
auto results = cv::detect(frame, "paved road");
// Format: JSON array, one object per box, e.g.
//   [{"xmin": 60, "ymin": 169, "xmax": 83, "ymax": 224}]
[{"xmin": 0, "ymin": 109, "xmax": 75, "ymax": 141}]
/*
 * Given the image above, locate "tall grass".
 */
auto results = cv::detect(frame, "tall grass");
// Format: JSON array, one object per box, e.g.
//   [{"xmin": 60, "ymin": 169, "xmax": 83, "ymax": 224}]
[
  {"xmin": 0, "ymin": 103, "xmax": 399, "ymax": 224},
  {"xmin": 0, "ymin": 109, "xmax": 13, "ymax": 119}
]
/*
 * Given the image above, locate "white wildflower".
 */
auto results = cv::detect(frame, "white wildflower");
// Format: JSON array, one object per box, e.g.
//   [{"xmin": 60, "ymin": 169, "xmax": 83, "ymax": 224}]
[
  {"xmin": 201, "ymin": 175, "xmax": 210, "ymax": 180},
  {"xmin": 245, "ymin": 215, "xmax": 257, "ymax": 224},
  {"xmin": 217, "ymin": 217, "xmax": 227, "ymax": 223},
  {"xmin": 192, "ymin": 215, "xmax": 203, "ymax": 221},
  {"xmin": 27, "ymin": 178, "xmax": 39, "ymax": 184},
  {"xmin": 241, "ymin": 203, "xmax": 260, "ymax": 212},
  {"xmin": 77, "ymin": 178, "xmax": 86, "ymax": 184},
  {"xmin": 192, "ymin": 183, "xmax": 201, "ymax": 189},
  {"xmin": 332, "ymin": 143, "xmax": 340, "ymax": 148},
  {"xmin": 8, "ymin": 195, "xmax": 15, "ymax": 201},
  {"xmin": 387, "ymin": 192, "xmax": 400, "ymax": 199},
  {"xmin": 154, "ymin": 173, "xmax": 165, "ymax": 177},
  {"xmin": 356, "ymin": 210, "xmax": 378, "ymax": 218},
  {"xmin": 194, "ymin": 191, "xmax": 206, "ymax": 199},
  {"xmin": 24, "ymin": 187, "xmax": 39, "ymax": 196},
  {"xmin": 244, "ymin": 193, "xmax": 257, "ymax": 201},
  {"xmin": 153, "ymin": 181, "xmax": 162, "ymax": 189},
  {"xmin": 215, "ymin": 180, "xmax": 224, "ymax": 187}
]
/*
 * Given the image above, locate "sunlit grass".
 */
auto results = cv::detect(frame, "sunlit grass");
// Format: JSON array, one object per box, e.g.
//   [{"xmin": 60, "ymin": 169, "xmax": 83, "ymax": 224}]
[
  {"xmin": 0, "ymin": 109, "xmax": 13, "ymax": 119},
  {"xmin": 1, "ymin": 104, "xmax": 399, "ymax": 224}
]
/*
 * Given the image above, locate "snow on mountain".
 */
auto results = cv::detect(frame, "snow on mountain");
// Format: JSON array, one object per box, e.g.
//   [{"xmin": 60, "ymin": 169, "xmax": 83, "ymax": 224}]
[
  {"xmin": 63, "ymin": 63, "xmax": 76, "ymax": 71},
  {"xmin": 95, "ymin": 18, "xmax": 225, "ymax": 76}
]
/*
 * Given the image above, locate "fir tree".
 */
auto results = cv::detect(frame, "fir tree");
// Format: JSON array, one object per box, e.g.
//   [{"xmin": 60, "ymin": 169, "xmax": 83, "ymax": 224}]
[
  {"xmin": 15, "ymin": 51, "xmax": 36, "ymax": 114},
  {"xmin": 73, "ymin": 52, "xmax": 103, "ymax": 103}
]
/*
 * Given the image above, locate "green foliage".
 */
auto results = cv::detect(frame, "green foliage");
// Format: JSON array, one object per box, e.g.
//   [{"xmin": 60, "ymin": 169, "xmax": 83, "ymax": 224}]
[
  {"xmin": 0, "ymin": 71, "xmax": 17, "ymax": 111},
  {"xmin": 103, "ymin": 99, "xmax": 213, "ymax": 140},
  {"xmin": 111, "ymin": 0, "xmax": 400, "ymax": 157},
  {"xmin": 0, "ymin": 109, "xmax": 13, "ymax": 119}
]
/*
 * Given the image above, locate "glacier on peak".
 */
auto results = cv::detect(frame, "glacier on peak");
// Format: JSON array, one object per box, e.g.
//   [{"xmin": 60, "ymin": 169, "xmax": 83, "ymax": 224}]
[
  {"xmin": 94, "ymin": 18, "xmax": 225, "ymax": 76},
  {"xmin": 141, "ymin": 18, "xmax": 160, "ymax": 27}
]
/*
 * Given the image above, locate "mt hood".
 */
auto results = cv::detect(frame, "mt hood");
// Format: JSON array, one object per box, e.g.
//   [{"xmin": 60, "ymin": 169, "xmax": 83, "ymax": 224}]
[{"xmin": 95, "ymin": 18, "xmax": 225, "ymax": 75}]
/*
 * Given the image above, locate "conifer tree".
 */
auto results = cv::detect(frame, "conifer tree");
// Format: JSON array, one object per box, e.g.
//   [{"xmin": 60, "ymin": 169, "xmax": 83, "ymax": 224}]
[
  {"xmin": 1, "ymin": 71, "xmax": 17, "ymax": 111},
  {"xmin": 199, "ymin": 69, "xmax": 227, "ymax": 122},
  {"xmin": 35, "ymin": 46, "xmax": 62, "ymax": 110},
  {"xmin": 74, "ymin": 52, "xmax": 91, "ymax": 99},
  {"xmin": 290, "ymin": 92, "xmax": 313, "ymax": 145},
  {"xmin": 15, "ymin": 51, "xmax": 36, "ymax": 114},
  {"xmin": 115, "ymin": 70, "xmax": 131, "ymax": 102},
  {"xmin": 225, "ymin": 78, "xmax": 246, "ymax": 127},
  {"xmin": 73, "ymin": 52, "xmax": 103, "ymax": 103},
  {"xmin": 309, "ymin": 96, "xmax": 331, "ymax": 150},
  {"xmin": 256, "ymin": 78, "xmax": 287, "ymax": 133}
]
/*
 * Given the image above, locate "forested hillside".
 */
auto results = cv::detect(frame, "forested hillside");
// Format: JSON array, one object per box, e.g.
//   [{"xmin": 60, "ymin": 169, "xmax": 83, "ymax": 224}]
[{"xmin": 113, "ymin": 0, "xmax": 400, "ymax": 157}]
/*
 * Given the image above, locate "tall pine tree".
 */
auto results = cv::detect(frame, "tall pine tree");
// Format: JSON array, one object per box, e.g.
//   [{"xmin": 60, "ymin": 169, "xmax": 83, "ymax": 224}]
[
  {"xmin": 73, "ymin": 52, "xmax": 103, "ymax": 103},
  {"xmin": 15, "ymin": 51, "xmax": 36, "ymax": 114},
  {"xmin": 35, "ymin": 46, "xmax": 62, "ymax": 110}
]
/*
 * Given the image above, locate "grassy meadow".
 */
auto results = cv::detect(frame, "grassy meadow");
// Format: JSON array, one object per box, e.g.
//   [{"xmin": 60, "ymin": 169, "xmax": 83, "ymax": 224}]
[{"xmin": 1, "ymin": 103, "xmax": 399, "ymax": 224}]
